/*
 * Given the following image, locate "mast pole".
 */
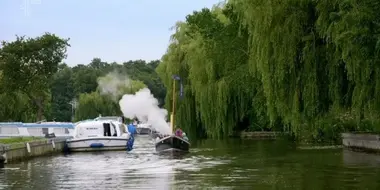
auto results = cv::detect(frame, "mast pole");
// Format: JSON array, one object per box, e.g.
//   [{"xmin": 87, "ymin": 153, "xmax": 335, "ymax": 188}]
[{"xmin": 170, "ymin": 79, "xmax": 176, "ymax": 134}]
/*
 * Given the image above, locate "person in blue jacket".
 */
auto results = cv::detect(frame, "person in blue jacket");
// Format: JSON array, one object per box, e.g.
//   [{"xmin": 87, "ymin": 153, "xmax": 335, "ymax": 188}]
[
  {"xmin": 127, "ymin": 122, "xmax": 137, "ymax": 135},
  {"xmin": 126, "ymin": 118, "xmax": 137, "ymax": 151}
]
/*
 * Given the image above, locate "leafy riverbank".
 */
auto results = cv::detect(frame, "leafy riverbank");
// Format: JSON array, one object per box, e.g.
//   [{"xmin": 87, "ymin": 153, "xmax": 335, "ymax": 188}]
[
  {"xmin": 157, "ymin": 0, "xmax": 380, "ymax": 143},
  {"xmin": 2, "ymin": 0, "xmax": 380, "ymax": 143}
]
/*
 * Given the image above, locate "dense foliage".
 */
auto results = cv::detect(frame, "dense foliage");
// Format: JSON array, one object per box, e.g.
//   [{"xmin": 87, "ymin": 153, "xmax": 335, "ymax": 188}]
[
  {"xmin": 2, "ymin": 0, "xmax": 380, "ymax": 143},
  {"xmin": 0, "ymin": 34, "xmax": 166, "ymax": 123},
  {"xmin": 157, "ymin": 0, "xmax": 380, "ymax": 142}
]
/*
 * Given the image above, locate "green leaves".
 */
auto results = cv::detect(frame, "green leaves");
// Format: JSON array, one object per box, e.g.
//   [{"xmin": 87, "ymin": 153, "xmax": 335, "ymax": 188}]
[
  {"xmin": 0, "ymin": 34, "xmax": 166, "ymax": 122},
  {"xmin": 158, "ymin": 6, "xmax": 264, "ymax": 138},
  {"xmin": 159, "ymin": 0, "xmax": 380, "ymax": 142},
  {"xmin": 0, "ymin": 33, "xmax": 69, "ymax": 92},
  {"xmin": 0, "ymin": 33, "xmax": 70, "ymax": 121}
]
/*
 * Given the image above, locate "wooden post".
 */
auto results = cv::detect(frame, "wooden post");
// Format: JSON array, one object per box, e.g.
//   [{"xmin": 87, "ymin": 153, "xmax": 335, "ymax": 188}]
[{"xmin": 170, "ymin": 79, "xmax": 176, "ymax": 134}]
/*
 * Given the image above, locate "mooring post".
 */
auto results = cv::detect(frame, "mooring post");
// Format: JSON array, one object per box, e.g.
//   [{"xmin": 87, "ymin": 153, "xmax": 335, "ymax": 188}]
[
  {"xmin": 26, "ymin": 142, "xmax": 31, "ymax": 154},
  {"xmin": 52, "ymin": 140, "xmax": 56, "ymax": 150}
]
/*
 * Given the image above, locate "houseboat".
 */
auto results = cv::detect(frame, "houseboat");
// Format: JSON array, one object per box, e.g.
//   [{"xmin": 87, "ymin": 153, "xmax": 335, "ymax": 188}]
[{"xmin": 136, "ymin": 123, "xmax": 152, "ymax": 135}]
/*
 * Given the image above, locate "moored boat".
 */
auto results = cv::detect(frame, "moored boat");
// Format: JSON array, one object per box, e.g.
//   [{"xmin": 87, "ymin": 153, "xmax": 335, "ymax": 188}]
[
  {"xmin": 0, "ymin": 122, "xmax": 74, "ymax": 139},
  {"xmin": 136, "ymin": 123, "xmax": 152, "ymax": 135},
  {"xmin": 66, "ymin": 118, "xmax": 132, "ymax": 152}
]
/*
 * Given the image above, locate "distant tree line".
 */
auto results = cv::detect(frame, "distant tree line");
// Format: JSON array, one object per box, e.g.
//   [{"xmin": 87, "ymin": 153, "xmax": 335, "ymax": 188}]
[{"xmin": 0, "ymin": 33, "xmax": 166, "ymax": 122}]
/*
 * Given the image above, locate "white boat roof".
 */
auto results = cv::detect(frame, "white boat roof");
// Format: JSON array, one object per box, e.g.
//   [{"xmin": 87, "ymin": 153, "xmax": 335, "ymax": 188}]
[
  {"xmin": 94, "ymin": 116, "xmax": 121, "ymax": 121},
  {"xmin": 75, "ymin": 120, "xmax": 122, "ymax": 128},
  {"xmin": 137, "ymin": 123, "xmax": 152, "ymax": 128}
]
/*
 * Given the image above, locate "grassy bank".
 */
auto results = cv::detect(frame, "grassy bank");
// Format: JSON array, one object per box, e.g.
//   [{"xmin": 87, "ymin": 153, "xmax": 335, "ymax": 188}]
[{"xmin": 0, "ymin": 137, "xmax": 43, "ymax": 144}]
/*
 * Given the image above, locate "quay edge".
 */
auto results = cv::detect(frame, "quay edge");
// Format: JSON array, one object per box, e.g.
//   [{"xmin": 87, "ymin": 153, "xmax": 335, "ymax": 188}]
[
  {"xmin": 342, "ymin": 132, "xmax": 380, "ymax": 153},
  {"xmin": 239, "ymin": 131, "xmax": 286, "ymax": 139},
  {"xmin": 0, "ymin": 138, "xmax": 67, "ymax": 164}
]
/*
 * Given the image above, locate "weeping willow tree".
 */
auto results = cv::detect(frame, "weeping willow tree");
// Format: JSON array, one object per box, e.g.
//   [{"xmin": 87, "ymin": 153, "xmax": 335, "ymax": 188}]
[
  {"xmin": 229, "ymin": 0, "xmax": 334, "ymax": 140},
  {"xmin": 0, "ymin": 91, "xmax": 36, "ymax": 121},
  {"xmin": 0, "ymin": 71, "xmax": 38, "ymax": 121},
  {"xmin": 158, "ymin": 0, "xmax": 380, "ymax": 142},
  {"xmin": 229, "ymin": 0, "xmax": 380, "ymax": 141},
  {"xmin": 158, "ymin": 4, "xmax": 269, "ymax": 138}
]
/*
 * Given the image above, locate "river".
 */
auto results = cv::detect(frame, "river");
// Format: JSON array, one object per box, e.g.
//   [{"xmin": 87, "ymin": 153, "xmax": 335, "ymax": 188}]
[{"xmin": 1, "ymin": 137, "xmax": 380, "ymax": 189}]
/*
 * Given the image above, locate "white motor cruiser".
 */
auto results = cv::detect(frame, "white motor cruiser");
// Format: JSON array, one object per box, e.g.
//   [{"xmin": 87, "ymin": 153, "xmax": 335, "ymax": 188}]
[
  {"xmin": 66, "ymin": 118, "xmax": 131, "ymax": 152},
  {"xmin": 136, "ymin": 123, "xmax": 152, "ymax": 135}
]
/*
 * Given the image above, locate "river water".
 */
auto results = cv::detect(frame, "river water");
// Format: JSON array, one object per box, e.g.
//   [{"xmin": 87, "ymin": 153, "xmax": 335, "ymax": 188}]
[{"xmin": 1, "ymin": 137, "xmax": 380, "ymax": 189}]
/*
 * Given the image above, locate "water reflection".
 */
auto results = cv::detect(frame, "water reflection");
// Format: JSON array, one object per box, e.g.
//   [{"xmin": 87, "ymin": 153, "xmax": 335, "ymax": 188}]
[
  {"xmin": 0, "ymin": 136, "xmax": 230, "ymax": 189},
  {"xmin": 343, "ymin": 149, "xmax": 380, "ymax": 167},
  {"xmin": 2, "ymin": 138, "xmax": 380, "ymax": 189}
]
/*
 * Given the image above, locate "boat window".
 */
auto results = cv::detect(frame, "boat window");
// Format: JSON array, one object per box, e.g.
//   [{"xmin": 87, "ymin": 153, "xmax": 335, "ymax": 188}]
[
  {"xmin": 111, "ymin": 123, "xmax": 118, "ymax": 136},
  {"xmin": 27, "ymin": 128, "xmax": 43, "ymax": 136},
  {"xmin": 42, "ymin": 128, "xmax": 49, "ymax": 135},
  {"xmin": 0, "ymin": 127, "xmax": 20, "ymax": 134},
  {"xmin": 53, "ymin": 128, "xmax": 65, "ymax": 134},
  {"xmin": 65, "ymin": 128, "xmax": 70, "ymax": 134},
  {"xmin": 103, "ymin": 123, "xmax": 111, "ymax": 136}
]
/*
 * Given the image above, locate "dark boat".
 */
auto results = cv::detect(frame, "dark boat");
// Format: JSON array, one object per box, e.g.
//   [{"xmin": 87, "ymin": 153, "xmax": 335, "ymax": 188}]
[
  {"xmin": 155, "ymin": 134, "xmax": 190, "ymax": 152},
  {"xmin": 155, "ymin": 74, "xmax": 190, "ymax": 153}
]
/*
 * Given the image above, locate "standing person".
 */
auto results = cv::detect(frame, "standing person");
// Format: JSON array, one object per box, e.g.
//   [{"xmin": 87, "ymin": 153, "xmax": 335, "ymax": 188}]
[
  {"xmin": 126, "ymin": 120, "xmax": 137, "ymax": 151},
  {"xmin": 128, "ymin": 122, "xmax": 137, "ymax": 135}
]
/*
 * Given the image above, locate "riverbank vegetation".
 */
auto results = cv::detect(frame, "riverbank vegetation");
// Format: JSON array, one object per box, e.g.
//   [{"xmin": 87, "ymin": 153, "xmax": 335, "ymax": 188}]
[
  {"xmin": 1, "ymin": 0, "xmax": 379, "ymax": 143},
  {"xmin": 0, "ymin": 137, "xmax": 42, "ymax": 144},
  {"xmin": 157, "ymin": 0, "xmax": 380, "ymax": 143}
]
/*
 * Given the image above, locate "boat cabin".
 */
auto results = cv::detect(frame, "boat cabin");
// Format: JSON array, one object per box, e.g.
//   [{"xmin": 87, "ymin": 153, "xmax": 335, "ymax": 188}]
[
  {"xmin": 0, "ymin": 122, "xmax": 75, "ymax": 138},
  {"xmin": 74, "ymin": 120, "xmax": 127, "ymax": 138}
]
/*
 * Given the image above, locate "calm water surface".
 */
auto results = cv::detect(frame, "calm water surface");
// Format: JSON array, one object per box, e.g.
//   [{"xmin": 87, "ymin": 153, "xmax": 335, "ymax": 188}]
[{"xmin": 1, "ymin": 137, "xmax": 380, "ymax": 189}]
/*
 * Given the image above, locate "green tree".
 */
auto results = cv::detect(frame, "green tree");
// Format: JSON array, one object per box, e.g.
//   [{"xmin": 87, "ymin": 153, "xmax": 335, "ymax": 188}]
[
  {"xmin": 0, "ymin": 33, "xmax": 70, "ymax": 121},
  {"xmin": 123, "ymin": 60, "xmax": 166, "ymax": 106},
  {"xmin": 74, "ymin": 92, "xmax": 118, "ymax": 121},
  {"xmin": 158, "ymin": 5, "xmax": 268, "ymax": 138},
  {"xmin": 71, "ymin": 64, "xmax": 101, "ymax": 95},
  {"xmin": 50, "ymin": 63, "xmax": 75, "ymax": 121},
  {"xmin": 0, "ymin": 91, "xmax": 35, "ymax": 121},
  {"xmin": 75, "ymin": 77, "xmax": 146, "ymax": 121},
  {"xmin": 157, "ymin": 0, "xmax": 380, "ymax": 142},
  {"xmin": 97, "ymin": 72, "xmax": 147, "ymax": 101}
]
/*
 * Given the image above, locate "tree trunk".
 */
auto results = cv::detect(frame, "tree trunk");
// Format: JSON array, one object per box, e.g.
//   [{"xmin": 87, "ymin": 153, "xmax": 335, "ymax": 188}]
[
  {"xmin": 23, "ymin": 91, "xmax": 46, "ymax": 122},
  {"xmin": 34, "ymin": 97, "xmax": 44, "ymax": 121},
  {"xmin": 37, "ymin": 105, "xmax": 43, "ymax": 121}
]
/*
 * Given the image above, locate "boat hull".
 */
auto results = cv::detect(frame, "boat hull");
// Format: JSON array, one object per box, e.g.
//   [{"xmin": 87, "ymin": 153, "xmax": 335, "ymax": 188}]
[
  {"xmin": 155, "ymin": 135, "xmax": 190, "ymax": 152},
  {"xmin": 136, "ymin": 127, "xmax": 151, "ymax": 135},
  {"xmin": 66, "ymin": 137, "xmax": 129, "ymax": 152}
]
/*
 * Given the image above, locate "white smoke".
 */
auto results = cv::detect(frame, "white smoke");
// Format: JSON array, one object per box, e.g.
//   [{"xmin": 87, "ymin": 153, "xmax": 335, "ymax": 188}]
[
  {"xmin": 119, "ymin": 88, "xmax": 171, "ymax": 135},
  {"xmin": 97, "ymin": 72, "xmax": 130, "ymax": 101}
]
